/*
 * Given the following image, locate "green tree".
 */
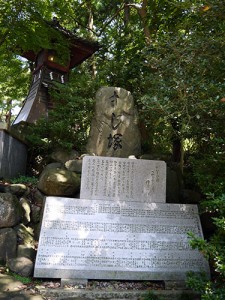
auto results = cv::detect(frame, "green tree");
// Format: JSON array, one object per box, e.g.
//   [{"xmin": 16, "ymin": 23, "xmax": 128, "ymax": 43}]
[
  {"xmin": 0, "ymin": 0, "xmax": 98, "ymax": 120},
  {"xmin": 1, "ymin": 1, "xmax": 225, "ymax": 296},
  {"xmin": 1, "ymin": 0, "xmax": 224, "ymax": 160},
  {"xmin": 26, "ymin": 66, "xmax": 100, "ymax": 153}
]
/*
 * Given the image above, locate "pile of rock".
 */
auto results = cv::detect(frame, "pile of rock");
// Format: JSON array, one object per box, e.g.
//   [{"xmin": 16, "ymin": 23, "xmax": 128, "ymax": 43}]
[
  {"xmin": 0, "ymin": 149, "xmax": 83, "ymax": 277},
  {"xmin": 0, "ymin": 185, "xmax": 44, "ymax": 277},
  {"xmin": 0, "ymin": 146, "xmax": 202, "ymax": 279},
  {"xmin": 37, "ymin": 149, "xmax": 82, "ymax": 197}
]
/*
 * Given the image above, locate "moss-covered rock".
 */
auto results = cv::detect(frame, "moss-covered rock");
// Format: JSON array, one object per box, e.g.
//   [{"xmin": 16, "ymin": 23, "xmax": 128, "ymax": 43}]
[
  {"xmin": 37, "ymin": 164, "xmax": 81, "ymax": 196},
  {"xmin": 0, "ymin": 193, "xmax": 22, "ymax": 228}
]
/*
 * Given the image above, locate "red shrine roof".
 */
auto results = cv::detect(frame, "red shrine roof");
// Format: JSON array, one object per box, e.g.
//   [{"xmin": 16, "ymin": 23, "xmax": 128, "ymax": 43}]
[{"xmin": 22, "ymin": 18, "xmax": 99, "ymax": 69}]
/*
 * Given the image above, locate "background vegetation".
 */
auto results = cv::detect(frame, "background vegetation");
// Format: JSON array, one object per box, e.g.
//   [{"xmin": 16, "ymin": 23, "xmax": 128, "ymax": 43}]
[{"xmin": 0, "ymin": 0, "xmax": 225, "ymax": 297}]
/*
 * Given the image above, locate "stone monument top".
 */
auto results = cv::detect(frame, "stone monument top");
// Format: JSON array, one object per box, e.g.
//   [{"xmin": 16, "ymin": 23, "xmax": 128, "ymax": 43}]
[{"xmin": 86, "ymin": 87, "xmax": 141, "ymax": 158}]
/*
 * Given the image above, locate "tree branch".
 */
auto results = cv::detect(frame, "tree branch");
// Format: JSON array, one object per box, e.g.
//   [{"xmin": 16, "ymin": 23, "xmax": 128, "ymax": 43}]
[
  {"xmin": 98, "ymin": 4, "xmax": 126, "ymax": 36},
  {"xmin": 126, "ymin": 0, "xmax": 151, "ymax": 45}
]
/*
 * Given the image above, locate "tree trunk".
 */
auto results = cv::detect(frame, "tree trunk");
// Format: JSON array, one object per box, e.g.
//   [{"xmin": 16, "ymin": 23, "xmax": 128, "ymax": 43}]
[
  {"xmin": 171, "ymin": 117, "xmax": 184, "ymax": 173},
  {"xmin": 127, "ymin": 0, "xmax": 151, "ymax": 45},
  {"xmin": 5, "ymin": 99, "xmax": 12, "ymax": 130},
  {"xmin": 138, "ymin": 0, "xmax": 151, "ymax": 45},
  {"xmin": 87, "ymin": 1, "xmax": 97, "ymax": 78},
  {"xmin": 124, "ymin": 1, "xmax": 130, "ymax": 27}
]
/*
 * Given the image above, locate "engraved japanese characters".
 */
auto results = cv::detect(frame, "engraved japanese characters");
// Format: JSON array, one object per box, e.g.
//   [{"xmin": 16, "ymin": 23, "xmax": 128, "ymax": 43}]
[
  {"xmin": 34, "ymin": 197, "xmax": 210, "ymax": 280},
  {"xmin": 34, "ymin": 156, "xmax": 210, "ymax": 281},
  {"xmin": 86, "ymin": 87, "xmax": 141, "ymax": 158},
  {"xmin": 80, "ymin": 156, "xmax": 166, "ymax": 203}
]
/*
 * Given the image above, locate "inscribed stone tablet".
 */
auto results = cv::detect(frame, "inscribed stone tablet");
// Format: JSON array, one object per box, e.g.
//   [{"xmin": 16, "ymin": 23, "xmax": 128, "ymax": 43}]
[
  {"xmin": 80, "ymin": 156, "xmax": 166, "ymax": 203},
  {"xmin": 34, "ymin": 197, "xmax": 210, "ymax": 280}
]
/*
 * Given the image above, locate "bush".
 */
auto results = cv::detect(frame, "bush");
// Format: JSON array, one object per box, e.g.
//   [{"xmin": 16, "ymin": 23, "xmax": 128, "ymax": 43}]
[
  {"xmin": 10, "ymin": 175, "xmax": 38, "ymax": 186},
  {"xmin": 140, "ymin": 291, "xmax": 162, "ymax": 300},
  {"xmin": 26, "ymin": 69, "xmax": 100, "ymax": 155},
  {"xmin": 187, "ymin": 194, "xmax": 225, "ymax": 299}
]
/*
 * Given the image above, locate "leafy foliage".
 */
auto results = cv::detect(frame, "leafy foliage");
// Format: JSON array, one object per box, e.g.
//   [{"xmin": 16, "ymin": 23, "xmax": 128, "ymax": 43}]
[
  {"xmin": 141, "ymin": 291, "xmax": 162, "ymax": 300},
  {"xmin": 190, "ymin": 154, "xmax": 225, "ymax": 196},
  {"xmin": 6, "ymin": 269, "xmax": 42, "ymax": 285},
  {"xmin": 0, "ymin": 53, "xmax": 30, "ymax": 122},
  {"xmin": 10, "ymin": 175, "xmax": 38, "ymax": 186},
  {"xmin": 26, "ymin": 67, "xmax": 100, "ymax": 153},
  {"xmin": 1, "ymin": 2, "xmax": 225, "ymax": 296},
  {"xmin": 187, "ymin": 193, "xmax": 225, "ymax": 299},
  {"xmin": 7, "ymin": 271, "xmax": 33, "ymax": 284}
]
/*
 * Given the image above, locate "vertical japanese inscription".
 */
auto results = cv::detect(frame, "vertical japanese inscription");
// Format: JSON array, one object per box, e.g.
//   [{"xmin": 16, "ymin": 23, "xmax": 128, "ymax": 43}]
[
  {"xmin": 80, "ymin": 156, "xmax": 166, "ymax": 203},
  {"xmin": 107, "ymin": 92, "xmax": 123, "ymax": 150}
]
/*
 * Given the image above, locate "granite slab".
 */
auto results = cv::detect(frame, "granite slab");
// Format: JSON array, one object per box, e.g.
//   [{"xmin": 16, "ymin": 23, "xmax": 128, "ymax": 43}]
[
  {"xmin": 80, "ymin": 156, "xmax": 166, "ymax": 203},
  {"xmin": 34, "ymin": 197, "xmax": 210, "ymax": 280}
]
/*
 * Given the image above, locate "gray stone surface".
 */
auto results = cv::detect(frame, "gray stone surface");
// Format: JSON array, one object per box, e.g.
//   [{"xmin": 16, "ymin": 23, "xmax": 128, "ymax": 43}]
[
  {"xmin": 5, "ymin": 184, "xmax": 29, "ymax": 196},
  {"xmin": 30, "ymin": 204, "xmax": 42, "ymax": 224},
  {"xmin": 34, "ymin": 197, "xmax": 209, "ymax": 280},
  {"xmin": 14, "ymin": 224, "xmax": 34, "ymax": 248},
  {"xmin": 8, "ymin": 257, "xmax": 34, "ymax": 277},
  {"xmin": 65, "ymin": 159, "xmax": 83, "ymax": 173},
  {"xmin": 86, "ymin": 87, "xmax": 141, "ymax": 158},
  {"xmin": 0, "ymin": 228, "xmax": 17, "ymax": 262},
  {"xmin": 38, "ymin": 288, "xmax": 201, "ymax": 300},
  {"xmin": 61, "ymin": 278, "xmax": 88, "ymax": 287},
  {"xmin": 32, "ymin": 189, "xmax": 45, "ymax": 207},
  {"xmin": 17, "ymin": 245, "xmax": 36, "ymax": 261},
  {"xmin": 0, "ymin": 293, "xmax": 44, "ymax": 300},
  {"xmin": 50, "ymin": 149, "xmax": 79, "ymax": 164},
  {"xmin": 0, "ymin": 274, "xmax": 200, "ymax": 300},
  {"xmin": 0, "ymin": 130, "xmax": 27, "ymax": 179},
  {"xmin": 20, "ymin": 197, "xmax": 31, "ymax": 225},
  {"xmin": 0, "ymin": 274, "xmax": 44, "ymax": 300},
  {"xmin": 0, "ymin": 193, "xmax": 21, "ymax": 228},
  {"xmin": 80, "ymin": 156, "xmax": 166, "ymax": 203}
]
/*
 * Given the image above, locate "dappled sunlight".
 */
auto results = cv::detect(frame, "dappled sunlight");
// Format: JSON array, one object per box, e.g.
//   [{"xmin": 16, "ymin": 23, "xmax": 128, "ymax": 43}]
[
  {"xmin": 35, "ymin": 181, "xmax": 209, "ymax": 279},
  {"xmin": 78, "ymin": 225, "xmax": 90, "ymax": 239},
  {"xmin": 55, "ymin": 171, "xmax": 69, "ymax": 182},
  {"xmin": 81, "ymin": 156, "xmax": 166, "ymax": 203},
  {"xmin": 49, "ymin": 252, "xmax": 65, "ymax": 266}
]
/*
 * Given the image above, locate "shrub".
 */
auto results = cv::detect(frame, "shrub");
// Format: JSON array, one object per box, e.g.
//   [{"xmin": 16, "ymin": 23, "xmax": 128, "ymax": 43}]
[{"xmin": 187, "ymin": 194, "xmax": 225, "ymax": 299}]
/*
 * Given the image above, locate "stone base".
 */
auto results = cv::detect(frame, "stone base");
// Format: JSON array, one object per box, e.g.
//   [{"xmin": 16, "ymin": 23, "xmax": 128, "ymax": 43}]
[
  {"xmin": 34, "ymin": 197, "xmax": 210, "ymax": 281},
  {"xmin": 61, "ymin": 278, "xmax": 88, "ymax": 288},
  {"xmin": 38, "ymin": 288, "xmax": 201, "ymax": 300},
  {"xmin": 164, "ymin": 280, "xmax": 187, "ymax": 290}
]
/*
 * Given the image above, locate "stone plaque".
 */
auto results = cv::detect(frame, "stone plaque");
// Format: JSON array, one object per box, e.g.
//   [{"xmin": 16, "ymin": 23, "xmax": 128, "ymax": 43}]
[
  {"xmin": 34, "ymin": 197, "xmax": 210, "ymax": 280},
  {"xmin": 80, "ymin": 156, "xmax": 166, "ymax": 203}
]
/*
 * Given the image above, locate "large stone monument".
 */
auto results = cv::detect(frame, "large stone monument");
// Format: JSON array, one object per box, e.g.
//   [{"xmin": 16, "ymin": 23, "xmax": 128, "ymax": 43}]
[
  {"xmin": 34, "ymin": 196, "xmax": 209, "ymax": 280},
  {"xmin": 86, "ymin": 87, "xmax": 141, "ymax": 158},
  {"xmin": 34, "ymin": 156, "xmax": 210, "ymax": 281}
]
